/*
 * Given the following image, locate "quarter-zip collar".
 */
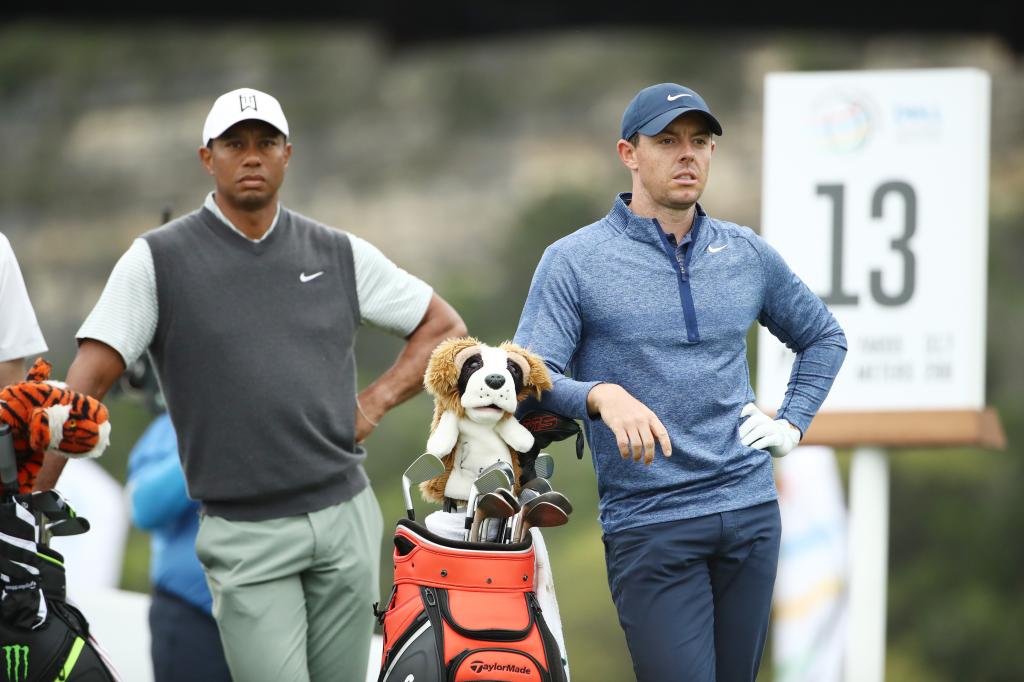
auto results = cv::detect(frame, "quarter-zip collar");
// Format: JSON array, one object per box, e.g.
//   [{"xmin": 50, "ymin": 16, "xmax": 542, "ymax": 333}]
[
  {"xmin": 609, "ymin": 192, "xmax": 708, "ymax": 254},
  {"xmin": 608, "ymin": 192, "xmax": 706, "ymax": 344}
]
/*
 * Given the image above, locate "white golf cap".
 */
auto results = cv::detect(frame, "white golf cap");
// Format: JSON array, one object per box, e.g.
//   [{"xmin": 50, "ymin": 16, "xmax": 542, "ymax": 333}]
[{"xmin": 201, "ymin": 87, "xmax": 289, "ymax": 145}]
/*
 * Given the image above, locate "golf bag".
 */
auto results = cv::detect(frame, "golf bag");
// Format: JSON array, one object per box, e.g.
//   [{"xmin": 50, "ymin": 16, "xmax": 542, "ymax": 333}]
[
  {"xmin": 1, "ymin": 425, "xmax": 119, "ymax": 681},
  {"xmin": 375, "ymin": 519, "xmax": 566, "ymax": 682}
]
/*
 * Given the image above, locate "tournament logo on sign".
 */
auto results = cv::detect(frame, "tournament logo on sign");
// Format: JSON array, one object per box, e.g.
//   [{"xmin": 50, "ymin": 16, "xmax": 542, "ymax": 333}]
[
  {"xmin": 811, "ymin": 94, "xmax": 874, "ymax": 154},
  {"xmin": 891, "ymin": 100, "xmax": 943, "ymax": 142}
]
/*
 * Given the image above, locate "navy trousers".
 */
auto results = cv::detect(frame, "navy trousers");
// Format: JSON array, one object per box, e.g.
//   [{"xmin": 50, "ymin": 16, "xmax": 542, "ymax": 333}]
[
  {"xmin": 603, "ymin": 501, "xmax": 781, "ymax": 682},
  {"xmin": 149, "ymin": 589, "xmax": 233, "ymax": 682}
]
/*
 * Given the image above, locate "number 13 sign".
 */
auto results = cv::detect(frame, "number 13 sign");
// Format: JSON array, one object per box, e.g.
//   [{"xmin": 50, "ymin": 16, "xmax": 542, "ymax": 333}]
[{"xmin": 757, "ymin": 69, "xmax": 991, "ymax": 412}]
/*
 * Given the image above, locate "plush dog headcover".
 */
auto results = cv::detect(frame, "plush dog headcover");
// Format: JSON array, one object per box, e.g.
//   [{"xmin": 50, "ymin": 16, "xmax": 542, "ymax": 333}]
[
  {"xmin": 420, "ymin": 337, "xmax": 552, "ymax": 503},
  {"xmin": 0, "ymin": 358, "xmax": 111, "ymax": 493}
]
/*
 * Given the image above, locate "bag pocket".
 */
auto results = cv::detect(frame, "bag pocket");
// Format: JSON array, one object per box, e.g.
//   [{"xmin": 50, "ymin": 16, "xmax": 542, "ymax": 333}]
[
  {"xmin": 447, "ymin": 647, "xmax": 549, "ymax": 682},
  {"xmin": 438, "ymin": 588, "xmax": 533, "ymax": 640},
  {"xmin": 380, "ymin": 611, "xmax": 444, "ymax": 682},
  {"xmin": 382, "ymin": 585, "xmax": 427, "ymax": 642}
]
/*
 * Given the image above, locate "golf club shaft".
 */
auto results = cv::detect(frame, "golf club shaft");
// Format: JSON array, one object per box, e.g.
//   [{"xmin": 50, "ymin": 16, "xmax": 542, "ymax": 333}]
[
  {"xmin": 0, "ymin": 423, "xmax": 19, "ymax": 497},
  {"xmin": 464, "ymin": 488, "xmax": 478, "ymax": 540}
]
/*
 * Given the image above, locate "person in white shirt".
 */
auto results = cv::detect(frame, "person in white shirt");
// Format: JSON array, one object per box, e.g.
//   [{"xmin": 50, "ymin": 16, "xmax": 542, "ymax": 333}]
[{"xmin": 0, "ymin": 232, "xmax": 48, "ymax": 387}]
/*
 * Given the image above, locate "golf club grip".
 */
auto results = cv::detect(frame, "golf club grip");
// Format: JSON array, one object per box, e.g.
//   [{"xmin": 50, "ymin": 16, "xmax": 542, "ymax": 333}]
[{"xmin": 0, "ymin": 423, "xmax": 18, "ymax": 495}]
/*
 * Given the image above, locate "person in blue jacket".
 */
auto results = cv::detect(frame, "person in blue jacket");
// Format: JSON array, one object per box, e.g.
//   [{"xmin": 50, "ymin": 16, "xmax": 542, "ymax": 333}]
[
  {"xmin": 513, "ymin": 83, "xmax": 847, "ymax": 682},
  {"xmin": 127, "ymin": 410, "xmax": 232, "ymax": 682}
]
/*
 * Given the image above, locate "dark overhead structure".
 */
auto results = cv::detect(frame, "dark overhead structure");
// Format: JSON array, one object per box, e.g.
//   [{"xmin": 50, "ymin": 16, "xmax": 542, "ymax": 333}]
[
  {"xmin": 6, "ymin": 3, "xmax": 1024, "ymax": 52},
  {"xmin": 384, "ymin": 2, "xmax": 1024, "ymax": 53}
]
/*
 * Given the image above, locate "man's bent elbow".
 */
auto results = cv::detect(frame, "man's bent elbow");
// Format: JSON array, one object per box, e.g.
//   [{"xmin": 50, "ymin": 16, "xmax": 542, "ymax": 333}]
[
  {"xmin": 67, "ymin": 339, "xmax": 127, "ymax": 400},
  {"xmin": 446, "ymin": 315, "xmax": 469, "ymax": 341},
  {"xmin": 416, "ymin": 293, "xmax": 467, "ymax": 343},
  {"xmin": 825, "ymin": 326, "xmax": 849, "ymax": 355}
]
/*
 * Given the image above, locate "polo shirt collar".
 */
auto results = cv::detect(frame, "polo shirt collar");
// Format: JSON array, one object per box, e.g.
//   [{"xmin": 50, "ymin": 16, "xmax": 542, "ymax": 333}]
[{"xmin": 205, "ymin": 192, "xmax": 281, "ymax": 244}]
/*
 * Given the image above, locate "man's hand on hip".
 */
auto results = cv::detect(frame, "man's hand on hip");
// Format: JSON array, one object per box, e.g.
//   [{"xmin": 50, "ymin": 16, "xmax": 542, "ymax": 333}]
[
  {"xmin": 738, "ymin": 403, "xmax": 801, "ymax": 458},
  {"xmin": 354, "ymin": 390, "xmax": 386, "ymax": 444},
  {"xmin": 587, "ymin": 384, "xmax": 672, "ymax": 465}
]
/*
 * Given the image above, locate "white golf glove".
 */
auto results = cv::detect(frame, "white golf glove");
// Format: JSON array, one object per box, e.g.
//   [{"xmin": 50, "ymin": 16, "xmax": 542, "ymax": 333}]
[{"xmin": 739, "ymin": 403, "xmax": 801, "ymax": 458}]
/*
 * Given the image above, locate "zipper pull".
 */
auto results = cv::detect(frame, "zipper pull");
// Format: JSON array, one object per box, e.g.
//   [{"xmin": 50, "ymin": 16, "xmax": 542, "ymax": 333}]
[
  {"xmin": 675, "ymin": 252, "xmax": 688, "ymax": 279},
  {"xmin": 424, "ymin": 588, "xmax": 437, "ymax": 607}
]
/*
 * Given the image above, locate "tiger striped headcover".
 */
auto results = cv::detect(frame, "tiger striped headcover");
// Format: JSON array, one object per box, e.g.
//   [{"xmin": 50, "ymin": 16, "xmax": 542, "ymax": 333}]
[{"xmin": 0, "ymin": 357, "xmax": 111, "ymax": 493}]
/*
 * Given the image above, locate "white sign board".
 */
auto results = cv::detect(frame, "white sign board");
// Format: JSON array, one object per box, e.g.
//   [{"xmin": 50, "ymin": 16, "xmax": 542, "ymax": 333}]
[{"xmin": 757, "ymin": 68, "xmax": 990, "ymax": 412}]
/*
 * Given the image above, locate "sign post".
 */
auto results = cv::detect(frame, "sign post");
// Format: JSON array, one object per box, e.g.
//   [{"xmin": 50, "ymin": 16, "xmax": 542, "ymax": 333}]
[{"xmin": 758, "ymin": 68, "xmax": 1004, "ymax": 682}]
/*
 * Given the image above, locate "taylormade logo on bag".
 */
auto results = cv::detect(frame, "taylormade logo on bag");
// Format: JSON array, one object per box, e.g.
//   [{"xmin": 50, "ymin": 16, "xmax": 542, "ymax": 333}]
[{"xmin": 468, "ymin": 660, "xmax": 532, "ymax": 675}]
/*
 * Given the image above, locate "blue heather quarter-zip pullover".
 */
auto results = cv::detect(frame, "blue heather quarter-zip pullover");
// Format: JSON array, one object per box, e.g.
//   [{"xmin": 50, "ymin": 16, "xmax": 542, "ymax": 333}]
[{"xmin": 513, "ymin": 193, "xmax": 847, "ymax": 535}]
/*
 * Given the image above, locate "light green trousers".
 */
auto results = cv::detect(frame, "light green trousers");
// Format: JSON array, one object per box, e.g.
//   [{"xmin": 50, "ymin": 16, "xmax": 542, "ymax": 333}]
[{"xmin": 195, "ymin": 486, "xmax": 384, "ymax": 682}]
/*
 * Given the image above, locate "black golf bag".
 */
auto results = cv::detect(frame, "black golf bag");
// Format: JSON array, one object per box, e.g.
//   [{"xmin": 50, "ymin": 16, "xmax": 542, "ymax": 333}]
[{"xmin": 1, "ymin": 424, "xmax": 120, "ymax": 681}]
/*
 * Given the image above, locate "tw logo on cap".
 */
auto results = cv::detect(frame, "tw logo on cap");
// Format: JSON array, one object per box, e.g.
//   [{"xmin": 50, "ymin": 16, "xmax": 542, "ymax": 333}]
[{"xmin": 202, "ymin": 87, "xmax": 290, "ymax": 145}]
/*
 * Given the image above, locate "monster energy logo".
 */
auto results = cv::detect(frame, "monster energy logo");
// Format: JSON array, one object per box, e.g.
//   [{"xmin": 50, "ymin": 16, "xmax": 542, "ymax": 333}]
[{"xmin": 2, "ymin": 645, "xmax": 28, "ymax": 682}]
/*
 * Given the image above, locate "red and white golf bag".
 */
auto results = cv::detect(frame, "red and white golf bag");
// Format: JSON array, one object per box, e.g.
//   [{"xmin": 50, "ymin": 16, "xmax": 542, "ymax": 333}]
[{"xmin": 375, "ymin": 519, "xmax": 567, "ymax": 682}]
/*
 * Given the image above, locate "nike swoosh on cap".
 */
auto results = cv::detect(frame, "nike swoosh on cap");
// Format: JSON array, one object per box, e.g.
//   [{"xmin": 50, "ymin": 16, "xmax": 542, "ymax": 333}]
[
  {"xmin": 300, "ymin": 271, "xmax": 324, "ymax": 282},
  {"xmin": 667, "ymin": 93, "xmax": 692, "ymax": 101}
]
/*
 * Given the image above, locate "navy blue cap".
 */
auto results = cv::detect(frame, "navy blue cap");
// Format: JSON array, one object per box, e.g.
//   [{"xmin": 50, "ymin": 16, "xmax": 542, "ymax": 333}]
[{"xmin": 620, "ymin": 83, "xmax": 723, "ymax": 140}]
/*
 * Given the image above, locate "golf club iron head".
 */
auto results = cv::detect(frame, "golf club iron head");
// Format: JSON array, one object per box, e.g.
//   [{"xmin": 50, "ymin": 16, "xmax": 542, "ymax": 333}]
[
  {"xmin": 522, "ymin": 477, "xmax": 552, "ymax": 496},
  {"xmin": 478, "ymin": 459, "xmax": 515, "ymax": 488},
  {"xmin": 510, "ymin": 479, "xmax": 550, "ymax": 542},
  {"xmin": 464, "ymin": 467, "xmax": 514, "ymax": 539},
  {"xmin": 402, "ymin": 453, "xmax": 445, "ymax": 521},
  {"xmin": 510, "ymin": 486, "xmax": 567, "ymax": 543},
  {"xmin": 495, "ymin": 487, "xmax": 520, "ymax": 513},
  {"xmin": 531, "ymin": 490, "xmax": 573, "ymax": 515},
  {"xmin": 516, "ymin": 500, "xmax": 568, "ymax": 542},
  {"xmin": 533, "ymin": 453, "xmax": 555, "ymax": 479},
  {"xmin": 491, "ymin": 488, "xmax": 519, "ymax": 542},
  {"xmin": 470, "ymin": 492, "xmax": 516, "ymax": 542}
]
